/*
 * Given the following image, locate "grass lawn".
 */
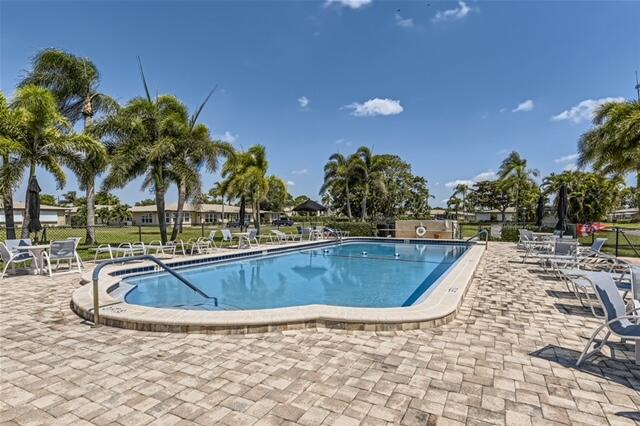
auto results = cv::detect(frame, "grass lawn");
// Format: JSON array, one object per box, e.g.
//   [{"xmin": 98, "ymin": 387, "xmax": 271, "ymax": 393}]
[{"xmin": 12, "ymin": 225, "xmax": 300, "ymax": 261}]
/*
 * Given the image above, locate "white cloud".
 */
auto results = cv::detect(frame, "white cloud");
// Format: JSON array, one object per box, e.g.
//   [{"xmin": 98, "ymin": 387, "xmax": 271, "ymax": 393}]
[
  {"xmin": 474, "ymin": 170, "xmax": 497, "ymax": 181},
  {"xmin": 291, "ymin": 168, "xmax": 308, "ymax": 175},
  {"xmin": 343, "ymin": 98, "xmax": 403, "ymax": 117},
  {"xmin": 512, "ymin": 99, "xmax": 534, "ymax": 113},
  {"xmin": 298, "ymin": 96, "xmax": 310, "ymax": 110},
  {"xmin": 287, "ymin": 180, "xmax": 295, "ymax": 186},
  {"xmin": 563, "ymin": 163, "xmax": 577, "ymax": 172},
  {"xmin": 445, "ymin": 169, "xmax": 497, "ymax": 188},
  {"xmin": 497, "ymin": 148, "xmax": 509, "ymax": 155},
  {"xmin": 552, "ymin": 97, "xmax": 625, "ymax": 123},
  {"xmin": 336, "ymin": 138, "xmax": 353, "ymax": 146},
  {"xmin": 325, "ymin": 0, "xmax": 371, "ymax": 9},
  {"xmin": 445, "ymin": 179, "xmax": 474, "ymax": 188},
  {"xmin": 394, "ymin": 13, "xmax": 414, "ymax": 28},
  {"xmin": 554, "ymin": 153, "xmax": 578, "ymax": 164},
  {"xmin": 214, "ymin": 131, "xmax": 238, "ymax": 144},
  {"xmin": 432, "ymin": 1, "xmax": 472, "ymax": 23}
]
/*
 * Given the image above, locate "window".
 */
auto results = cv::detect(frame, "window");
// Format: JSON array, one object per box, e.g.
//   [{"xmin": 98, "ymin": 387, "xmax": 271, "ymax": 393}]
[
  {"xmin": 141, "ymin": 213, "xmax": 153, "ymax": 224},
  {"xmin": 205, "ymin": 213, "xmax": 216, "ymax": 223},
  {"xmin": 183, "ymin": 213, "xmax": 191, "ymax": 223}
]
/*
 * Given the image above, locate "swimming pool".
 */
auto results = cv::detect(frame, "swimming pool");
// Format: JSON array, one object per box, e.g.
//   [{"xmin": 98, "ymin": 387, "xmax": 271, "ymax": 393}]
[{"xmin": 122, "ymin": 241, "xmax": 469, "ymax": 311}]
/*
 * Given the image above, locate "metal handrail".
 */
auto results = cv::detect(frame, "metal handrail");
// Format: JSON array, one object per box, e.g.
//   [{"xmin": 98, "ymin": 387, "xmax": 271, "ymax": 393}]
[
  {"xmin": 465, "ymin": 229, "xmax": 489, "ymax": 246},
  {"xmin": 91, "ymin": 255, "xmax": 217, "ymax": 327}
]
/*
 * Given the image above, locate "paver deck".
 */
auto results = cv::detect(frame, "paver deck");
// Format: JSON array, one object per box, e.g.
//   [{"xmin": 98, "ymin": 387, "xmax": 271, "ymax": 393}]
[{"xmin": 1, "ymin": 243, "xmax": 639, "ymax": 425}]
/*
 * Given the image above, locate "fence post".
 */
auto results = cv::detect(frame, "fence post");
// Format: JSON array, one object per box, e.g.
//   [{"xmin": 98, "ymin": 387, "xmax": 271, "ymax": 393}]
[
  {"xmin": 138, "ymin": 225, "xmax": 142, "ymax": 242},
  {"xmin": 615, "ymin": 227, "xmax": 619, "ymax": 257}
]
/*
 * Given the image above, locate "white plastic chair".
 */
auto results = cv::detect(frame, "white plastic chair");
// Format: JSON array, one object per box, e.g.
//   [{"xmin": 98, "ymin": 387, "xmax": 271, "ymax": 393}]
[
  {"xmin": 42, "ymin": 240, "xmax": 82, "ymax": 276},
  {"xmin": 0, "ymin": 242, "xmax": 33, "ymax": 279}
]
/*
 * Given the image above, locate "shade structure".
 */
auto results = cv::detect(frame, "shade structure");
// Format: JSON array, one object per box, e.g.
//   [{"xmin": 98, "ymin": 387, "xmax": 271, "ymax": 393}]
[
  {"xmin": 293, "ymin": 199, "xmax": 327, "ymax": 213},
  {"xmin": 535, "ymin": 195, "xmax": 545, "ymax": 228},
  {"xmin": 555, "ymin": 183, "xmax": 568, "ymax": 235},
  {"xmin": 27, "ymin": 176, "xmax": 42, "ymax": 233}
]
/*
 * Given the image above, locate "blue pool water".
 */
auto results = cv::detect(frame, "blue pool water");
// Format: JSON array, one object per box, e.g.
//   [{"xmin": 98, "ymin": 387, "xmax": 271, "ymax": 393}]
[{"xmin": 123, "ymin": 242, "xmax": 469, "ymax": 311}]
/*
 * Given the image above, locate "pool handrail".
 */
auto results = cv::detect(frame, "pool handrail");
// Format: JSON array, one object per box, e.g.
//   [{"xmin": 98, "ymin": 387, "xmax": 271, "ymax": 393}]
[
  {"xmin": 465, "ymin": 229, "xmax": 489, "ymax": 246},
  {"xmin": 91, "ymin": 254, "xmax": 217, "ymax": 327}
]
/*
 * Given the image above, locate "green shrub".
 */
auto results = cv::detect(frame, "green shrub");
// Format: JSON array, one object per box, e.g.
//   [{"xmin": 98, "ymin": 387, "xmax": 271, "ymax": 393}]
[{"xmin": 330, "ymin": 222, "xmax": 377, "ymax": 237}]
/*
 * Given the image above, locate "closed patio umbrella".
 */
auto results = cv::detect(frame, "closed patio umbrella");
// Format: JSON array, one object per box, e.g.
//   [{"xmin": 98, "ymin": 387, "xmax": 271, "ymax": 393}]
[
  {"xmin": 27, "ymin": 176, "xmax": 42, "ymax": 234},
  {"xmin": 535, "ymin": 195, "xmax": 545, "ymax": 228},
  {"xmin": 555, "ymin": 183, "xmax": 568, "ymax": 236}
]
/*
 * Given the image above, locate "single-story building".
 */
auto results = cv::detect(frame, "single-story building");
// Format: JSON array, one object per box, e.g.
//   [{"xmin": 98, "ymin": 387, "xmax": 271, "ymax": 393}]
[
  {"xmin": 474, "ymin": 207, "xmax": 517, "ymax": 222},
  {"xmin": 129, "ymin": 203, "xmax": 280, "ymax": 226},
  {"xmin": 0, "ymin": 201, "xmax": 68, "ymax": 226},
  {"xmin": 608, "ymin": 208, "xmax": 639, "ymax": 222}
]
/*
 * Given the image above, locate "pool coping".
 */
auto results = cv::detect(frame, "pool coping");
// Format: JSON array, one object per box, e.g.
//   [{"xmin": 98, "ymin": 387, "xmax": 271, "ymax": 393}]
[{"xmin": 71, "ymin": 237, "xmax": 485, "ymax": 333}]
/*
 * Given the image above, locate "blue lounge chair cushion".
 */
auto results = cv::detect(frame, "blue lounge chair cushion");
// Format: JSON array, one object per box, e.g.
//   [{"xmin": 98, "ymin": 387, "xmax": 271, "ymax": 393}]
[{"xmin": 610, "ymin": 320, "xmax": 640, "ymax": 337}]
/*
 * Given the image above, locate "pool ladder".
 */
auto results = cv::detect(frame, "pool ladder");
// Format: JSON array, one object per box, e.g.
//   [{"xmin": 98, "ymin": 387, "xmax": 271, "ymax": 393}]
[{"xmin": 90, "ymin": 255, "xmax": 218, "ymax": 327}]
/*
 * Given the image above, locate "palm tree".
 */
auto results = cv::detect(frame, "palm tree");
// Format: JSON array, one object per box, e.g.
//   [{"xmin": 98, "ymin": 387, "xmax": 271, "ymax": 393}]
[
  {"xmin": 0, "ymin": 92, "xmax": 23, "ymax": 239},
  {"xmin": 2, "ymin": 85, "xmax": 104, "ymax": 238},
  {"xmin": 168, "ymin": 92, "xmax": 231, "ymax": 240},
  {"xmin": 219, "ymin": 145, "xmax": 270, "ymax": 234},
  {"xmin": 498, "ymin": 151, "xmax": 539, "ymax": 223},
  {"xmin": 98, "ymin": 62, "xmax": 190, "ymax": 243},
  {"xmin": 21, "ymin": 49, "xmax": 116, "ymax": 245},
  {"xmin": 447, "ymin": 195, "xmax": 462, "ymax": 220},
  {"xmin": 320, "ymin": 152, "xmax": 358, "ymax": 219},
  {"xmin": 578, "ymin": 100, "xmax": 640, "ymax": 209},
  {"xmin": 351, "ymin": 146, "xmax": 387, "ymax": 221},
  {"xmin": 452, "ymin": 183, "xmax": 469, "ymax": 221}
]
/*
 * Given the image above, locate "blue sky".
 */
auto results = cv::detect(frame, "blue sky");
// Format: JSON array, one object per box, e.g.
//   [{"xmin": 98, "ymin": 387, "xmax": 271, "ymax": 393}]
[{"xmin": 2, "ymin": 0, "xmax": 639, "ymax": 207}]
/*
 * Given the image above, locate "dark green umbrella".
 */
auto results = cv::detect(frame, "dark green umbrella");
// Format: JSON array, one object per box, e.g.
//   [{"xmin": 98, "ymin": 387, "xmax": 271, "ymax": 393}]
[
  {"xmin": 27, "ymin": 176, "xmax": 42, "ymax": 234},
  {"xmin": 535, "ymin": 195, "xmax": 545, "ymax": 228},
  {"xmin": 555, "ymin": 183, "xmax": 568, "ymax": 236}
]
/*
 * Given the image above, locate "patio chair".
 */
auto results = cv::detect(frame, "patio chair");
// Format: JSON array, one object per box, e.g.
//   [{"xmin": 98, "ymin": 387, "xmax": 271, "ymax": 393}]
[
  {"xmin": 270, "ymin": 229, "xmax": 289, "ymax": 244},
  {"xmin": 206, "ymin": 230, "xmax": 219, "ymax": 248},
  {"xmin": 42, "ymin": 240, "xmax": 82, "ymax": 276},
  {"xmin": 0, "ymin": 242, "xmax": 33, "ymax": 279},
  {"xmin": 517, "ymin": 229, "xmax": 534, "ymax": 249},
  {"xmin": 147, "ymin": 241, "xmax": 177, "ymax": 257},
  {"xmin": 92, "ymin": 242, "xmax": 136, "ymax": 261},
  {"xmin": 221, "ymin": 228, "xmax": 236, "ymax": 247},
  {"xmin": 4, "ymin": 239, "xmax": 32, "ymax": 255},
  {"xmin": 238, "ymin": 228, "xmax": 259, "ymax": 248},
  {"xmin": 576, "ymin": 271, "xmax": 640, "ymax": 366},
  {"xmin": 186, "ymin": 238, "xmax": 212, "ymax": 255}
]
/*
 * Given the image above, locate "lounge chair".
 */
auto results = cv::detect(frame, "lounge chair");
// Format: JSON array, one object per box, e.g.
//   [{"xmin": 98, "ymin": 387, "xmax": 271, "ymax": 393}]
[
  {"xmin": 42, "ymin": 240, "xmax": 82, "ymax": 276},
  {"xmin": 238, "ymin": 228, "xmax": 259, "ymax": 248},
  {"xmin": 92, "ymin": 242, "xmax": 137, "ymax": 261},
  {"xmin": 576, "ymin": 271, "xmax": 640, "ymax": 366},
  {"xmin": 205, "ymin": 230, "xmax": 219, "ymax": 248},
  {"xmin": 186, "ymin": 238, "xmax": 212, "ymax": 255},
  {"xmin": 269, "ymin": 229, "xmax": 289, "ymax": 244},
  {"xmin": 147, "ymin": 241, "xmax": 177, "ymax": 257},
  {"xmin": 0, "ymin": 242, "xmax": 33, "ymax": 279}
]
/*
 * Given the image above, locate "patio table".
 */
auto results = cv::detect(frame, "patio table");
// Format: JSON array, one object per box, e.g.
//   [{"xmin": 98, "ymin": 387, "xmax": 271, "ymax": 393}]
[{"xmin": 18, "ymin": 244, "xmax": 49, "ymax": 275}]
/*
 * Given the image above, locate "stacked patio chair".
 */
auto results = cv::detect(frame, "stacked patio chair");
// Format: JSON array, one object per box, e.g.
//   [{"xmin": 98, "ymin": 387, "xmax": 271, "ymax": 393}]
[{"xmin": 0, "ymin": 242, "xmax": 33, "ymax": 279}]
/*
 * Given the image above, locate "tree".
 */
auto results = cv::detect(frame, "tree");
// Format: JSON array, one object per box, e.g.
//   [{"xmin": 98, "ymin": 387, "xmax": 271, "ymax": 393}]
[
  {"xmin": 452, "ymin": 183, "xmax": 470, "ymax": 221},
  {"xmin": 95, "ymin": 191, "xmax": 120, "ymax": 205},
  {"xmin": 98, "ymin": 63, "xmax": 190, "ymax": 243},
  {"xmin": 542, "ymin": 171, "xmax": 624, "ymax": 223},
  {"xmin": 320, "ymin": 152, "xmax": 358, "ymax": 219},
  {"xmin": 261, "ymin": 176, "xmax": 290, "ymax": 212},
  {"xmin": 61, "ymin": 191, "xmax": 80, "ymax": 206},
  {"xmin": 351, "ymin": 146, "xmax": 387, "ymax": 221},
  {"xmin": 1, "ymin": 85, "xmax": 104, "ymax": 238},
  {"xmin": 467, "ymin": 180, "xmax": 514, "ymax": 223},
  {"xmin": 447, "ymin": 195, "xmax": 462, "ymax": 219},
  {"xmin": 0, "ymin": 92, "xmax": 23, "ymax": 239},
  {"xmin": 40, "ymin": 194, "xmax": 57, "ymax": 205},
  {"xmin": 293, "ymin": 195, "xmax": 310, "ymax": 206},
  {"xmin": 21, "ymin": 49, "xmax": 115, "ymax": 245},
  {"xmin": 498, "ymin": 151, "xmax": 539, "ymax": 223},
  {"xmin": 578, "ymin": 100, "xmax": 640, "ymax": 209},
  {"xmin": 169, "ymin": 92, "xmax": 230, "ymax": 240},
  {"xmin": 135, "ymin": 199, "xmax": 155, "ymax": 207},
  {"xmin": 405, "ymin": 176, "xmax": 431, "ymax": 217}
]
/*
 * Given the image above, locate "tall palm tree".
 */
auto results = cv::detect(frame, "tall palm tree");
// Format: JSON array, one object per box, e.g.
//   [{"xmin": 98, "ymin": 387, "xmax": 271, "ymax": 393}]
[
  {"xmin": 0, "ymin": 92, "xmax": 23, "ymax": 239},
  {"xmin": 452, "ymin": 183, "xmax": 469, "ymax": 221},
  {"xmin": 2, "ymin": 86, "xmax": 104, "ymax": 238},
  {"xmin": 219, "ymin": 145, "xmax": 270, "ymax": 234},
  {"xmin": 320, "ymin": 152, "xmax": 358, "ymax": 219},
  {"xmin": 578, "ymin": 100, "xmax": 640, "ymax": 208},
  {"xmin": 351, "ymin": 146, "xmax": 387, "ymax": 221},
  {"xmin": 498, "ymin": 151, "xmax": 539, "ymax": 223},
  {"xmin": 168, "ymin": 92, "xmax": 231, "ymax": 240},
  {"xmin": 21, "ymin": 49, "xmax": 116, "ymax": 244},
  {"xmin": 98, "ymin": 65, "xmax": 190, "ymax": 243}
]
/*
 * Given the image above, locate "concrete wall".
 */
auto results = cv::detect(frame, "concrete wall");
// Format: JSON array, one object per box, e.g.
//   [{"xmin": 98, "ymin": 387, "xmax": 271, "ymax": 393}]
[{"xmin": 395, "ymin": 220, "xmax": 458, "ymax": 239}]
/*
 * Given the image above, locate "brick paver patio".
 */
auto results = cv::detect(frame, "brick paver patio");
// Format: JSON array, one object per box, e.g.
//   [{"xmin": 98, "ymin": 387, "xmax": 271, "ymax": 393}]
[{"xmin": 1, "ymin": 243, "xmax": 639, "ymax": 425}]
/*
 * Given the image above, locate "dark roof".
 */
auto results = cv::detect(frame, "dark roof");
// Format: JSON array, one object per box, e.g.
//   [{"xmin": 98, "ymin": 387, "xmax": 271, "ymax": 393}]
[{"xmin": 293, "ymin": 199, "xmax": 327, "ymax": 212}]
